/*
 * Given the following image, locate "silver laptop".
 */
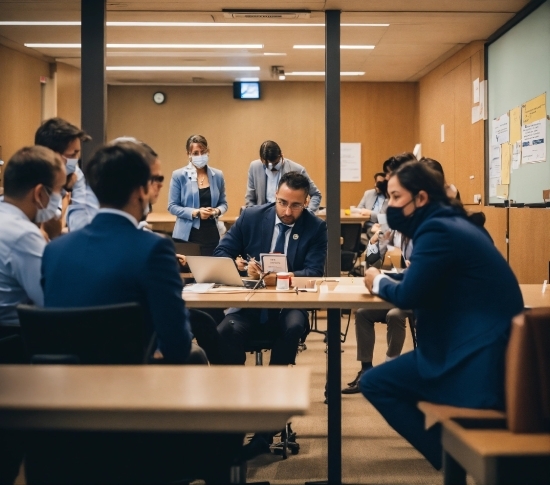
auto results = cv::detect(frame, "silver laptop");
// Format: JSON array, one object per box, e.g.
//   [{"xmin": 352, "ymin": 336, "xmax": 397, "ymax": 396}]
[{"xmin": 185, "ymin": 256, "xmax": 245, "ymax": 287}]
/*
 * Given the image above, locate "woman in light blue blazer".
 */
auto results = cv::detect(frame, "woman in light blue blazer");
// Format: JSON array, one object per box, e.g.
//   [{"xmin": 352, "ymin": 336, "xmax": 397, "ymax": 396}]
[{"xmin": 168, "ymin": 134, "xmax": 228, "ymax": 255}]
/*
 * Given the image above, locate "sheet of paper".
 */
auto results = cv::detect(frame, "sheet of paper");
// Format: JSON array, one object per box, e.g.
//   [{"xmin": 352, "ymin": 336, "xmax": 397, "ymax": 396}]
[
  {"xmin": 511, "ymin": 141, "xmax": 522, "ymax": 171},
  {"xmin": 473, "ymin": 78, "xmax": 480, "ymax": 103},
  {"xmin": 501, "ymin": 143, "xmax": 511, "ymax": 184},
  {"xmin": 492, "ymin": 114, "xmax": 510, "ymax": 145},
  {"xmin": 471, "ymin": 105, "xmax": 482, "ymax": 124},
  {"xmin": 340, "ymin": 143, "xmax": 361, "ymax": 182},
  {"xmin": 489, "ymin": 145, "xmax": 501, "ymax": 180},
  {"xmin": 509, "ymin": 106, "xmax": 522, "ymax": 144},
  {"xmin": 522, "ymin": 93, "xmax": 546, "ymax": 125},
  {"xmin": 260, "ymin": 253, "xmax": 288, "ymax": 273},
  {"xmin": 479, "ymin": 80, "xmax": 487, "ymax": 120},
  {"xmin": 496, "ymin": 184, "xmax": 509, "ymax": 199},
  {"xmin": 489, "ymin": 178, "xmax": 499, "ymax": 197},
  {"xmin": 183, "ymin": 283, "xmax": 214, "ymax": 293},
  {"xmin": 522, "ymin": 118, "xmax": 547, "ymax": 164}
]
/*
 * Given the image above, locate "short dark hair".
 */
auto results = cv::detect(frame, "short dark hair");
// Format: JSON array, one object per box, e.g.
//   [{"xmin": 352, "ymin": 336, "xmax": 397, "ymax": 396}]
[
  {"xmin": 84, "ymin": 143, "xmax": 151, "ymax": 209},
  {"xmin": 4, "ymin": 146, "xmax": 64, "ymax": 199},
  {"xmin": 278, "ymin": 171, "xmax": 310, "ymax": 196},
  {"xmin": 382, "ymin": 152, "xmax": 417, "ymax": 174},
  {"xmin": 374, "ymin": 172, "xmax": 386, "ymax": 180},
  {"xmin": 34, "ymin": 118, "xmax": 91, "ymax": 154},
  {"xmin": 109, "ymin": 136, "xmax": 158, "ymax": 165},
  {"xmin": 259, "ymin": 140, "xmax": 282, "ymax": 163},
  {"xmin": 419, "ymin": 157, "xmax": 445, "ymax": 178}
]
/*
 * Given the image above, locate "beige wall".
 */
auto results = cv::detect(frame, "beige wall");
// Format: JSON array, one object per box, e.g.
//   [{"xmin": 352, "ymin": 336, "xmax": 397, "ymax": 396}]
[
  {"xmin": 107, "ymin": 82, "xmax": 418, "ymax": 217},
  {"xmin": 0, "ymin": 44, "xmax": 50, "ymax": 168},
  {"xmin": 56, "ymin": 62, "xmax": 81, "ymax": 127}
]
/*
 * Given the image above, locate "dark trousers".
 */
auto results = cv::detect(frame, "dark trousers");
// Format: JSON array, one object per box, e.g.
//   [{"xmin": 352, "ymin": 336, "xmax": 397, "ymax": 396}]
[
  {"xmin": 217, "ymin": 308, "xmax": 308, "ymax": 365},
  {"xmin": 359, "ymin": 343, "xmax": 506, "ymax": 470}
]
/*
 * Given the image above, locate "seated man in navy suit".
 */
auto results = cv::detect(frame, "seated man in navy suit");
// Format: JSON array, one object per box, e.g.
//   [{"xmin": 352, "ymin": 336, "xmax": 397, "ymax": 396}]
[
  {"xmin": 214, "ymin": 171, "xmax": 327, "ymax": 366},
  {"xmin": 41, "ymin": 142, "xmax": 192, "ymax": 363}
]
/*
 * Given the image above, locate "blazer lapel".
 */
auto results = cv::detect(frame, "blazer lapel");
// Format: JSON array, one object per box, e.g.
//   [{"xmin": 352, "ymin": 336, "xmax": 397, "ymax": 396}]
[
  {"xmin": 261, "ymin": 206, "xmax": 276, "ymax": 254},
  {"xmin": 207, "ymin": 167, "xmax": 218, "ymax": 206}
]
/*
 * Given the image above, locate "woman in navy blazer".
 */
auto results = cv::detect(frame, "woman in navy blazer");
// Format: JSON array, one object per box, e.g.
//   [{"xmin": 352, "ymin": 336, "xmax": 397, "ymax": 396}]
[
  {"xmin": 361, "ymin": 161, "xmax": 523, "ymax": 470},
  {"xmin": 168, "ymin": 134, "xmax": 228, "ymax": 255}
]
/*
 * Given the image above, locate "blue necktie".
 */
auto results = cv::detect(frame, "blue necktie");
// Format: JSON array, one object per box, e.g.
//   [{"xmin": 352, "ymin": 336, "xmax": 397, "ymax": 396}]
[{"xmin": 273, "ymin": 223, "xmax": 290, "ymax": 254}]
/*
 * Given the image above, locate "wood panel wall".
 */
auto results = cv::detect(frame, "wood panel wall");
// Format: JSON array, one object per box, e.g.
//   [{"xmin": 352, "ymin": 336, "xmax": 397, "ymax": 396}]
[
  {"xmin": 107, "ymin": 81, "xmax": 417, "ymax": 217},
  {"xmin": 418, "ymin": 41, "xmax": 485, "ymax": 207},
  {"xmin": 0, "ymin": 44, "xmax": 50, "ymax": 168},
  {"xmin": 56, "ymin": 62, "xmax": 81, "ymax": 127},
  {"xmin": 340, "ymin": 82, "xmax": 418, "ymax": 209},
  {"xmin": 479, "ymin": 206, "xmax": 508, "ymax": 259},
  {"xmin": 509, "ymin": 208, "xmax": 550, "ymax": 284}
]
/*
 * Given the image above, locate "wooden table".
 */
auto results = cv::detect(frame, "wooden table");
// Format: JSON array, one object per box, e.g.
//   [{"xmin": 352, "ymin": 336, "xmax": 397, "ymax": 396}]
[
  {"xmin": 184, "ymin": 276, "xmax": 391, "ymax": 485},
  {"xmin": 0, "ymin": 365, "xmax": 309, "ymax": 433},
  {"xmin": 147, "ymin": 209, "xmax": 369, "ymax": 233},
  {"xmin": 519, "ymin": 284, "xmax": 550, "ymax": 308}
]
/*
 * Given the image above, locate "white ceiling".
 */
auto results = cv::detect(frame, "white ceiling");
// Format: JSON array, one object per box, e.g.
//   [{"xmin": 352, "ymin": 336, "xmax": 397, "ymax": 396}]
[{"xmin": 0, "ymin": 0, "xmax": 531, "ymax": 84}]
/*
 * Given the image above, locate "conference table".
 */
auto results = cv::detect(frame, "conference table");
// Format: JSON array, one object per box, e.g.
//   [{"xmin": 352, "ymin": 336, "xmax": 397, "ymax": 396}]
[
  {"xmin": 146, "ymin": 209, "xmax": 369, "ymax": 233},
  {"xmin": 0, "ymin": 365, "xmax": 309, "ymax": 433},
  {"xmin": 183, "ymin": 280, "xmax": 549, "ymax": 484},
  {"xmin": 184, "ymin": 276, "xmax": 391, "ymax": 485}
]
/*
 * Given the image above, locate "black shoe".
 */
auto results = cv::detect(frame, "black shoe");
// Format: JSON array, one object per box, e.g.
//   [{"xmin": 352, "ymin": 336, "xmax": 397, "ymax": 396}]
[
  {"xmin": 346, "ymin": 369, "xmax": 362, "ymax": 387},
  {"xmin": 240, "ymin": 433, "xmax": 272, "ymax": 461},
  {"xmin": 341, "ymin": 382, "xmax": 361, "ymax": 394}
]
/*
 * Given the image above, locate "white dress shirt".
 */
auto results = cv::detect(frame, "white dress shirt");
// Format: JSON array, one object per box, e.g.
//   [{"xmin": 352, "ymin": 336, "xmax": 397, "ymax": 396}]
[
  {"xmin": 269, "ymin": 215, "xmax": 295, "ymax": 254},
  {"xmin": 0, "ymin": 201, "xmax": 46, "ymax": 326},
  {"xmin": 265, "ymin": 167, "xmax": 281, "ymax": 203}
]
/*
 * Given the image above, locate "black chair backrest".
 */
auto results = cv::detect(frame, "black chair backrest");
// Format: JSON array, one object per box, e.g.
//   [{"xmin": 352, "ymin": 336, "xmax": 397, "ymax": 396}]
[
  {"xmin": 17, "ymin": 303, "xmax": 147, "ymax": 365},
  {"xmin": 341, "ymin": 223, "xmax": 362, "ymax": 254}
]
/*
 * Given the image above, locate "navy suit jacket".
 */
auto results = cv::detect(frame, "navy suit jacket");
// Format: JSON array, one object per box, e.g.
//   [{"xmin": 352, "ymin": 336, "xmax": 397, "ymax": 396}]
[
  {"xmin": 214, "ymin": 203, "xmax": 327, "ymax": 277},
  {"xmin": 377, "ymin": 203, "xmax": 523, "ymax": 380},
  {"xmin": 41, "ymin": 212, "xmax": 192, "ymax": 363}
]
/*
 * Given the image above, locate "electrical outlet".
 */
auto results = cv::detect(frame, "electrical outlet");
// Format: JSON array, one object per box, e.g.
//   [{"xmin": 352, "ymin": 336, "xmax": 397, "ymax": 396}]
[{"xmin": 474, "ymin": 194, "xmax": 481, "ymax": 204}]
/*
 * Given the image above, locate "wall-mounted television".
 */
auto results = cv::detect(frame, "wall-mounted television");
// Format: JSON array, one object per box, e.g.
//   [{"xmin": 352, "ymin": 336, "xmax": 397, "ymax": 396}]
[{"xmin": 233, "ymin": 81, "xmax": 261, "ymax": 100}]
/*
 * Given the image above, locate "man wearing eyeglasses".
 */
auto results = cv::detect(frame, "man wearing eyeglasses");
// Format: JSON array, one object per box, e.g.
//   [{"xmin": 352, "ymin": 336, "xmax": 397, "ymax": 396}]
[{"xmin": 214, "ymin": 171, "xmax": 327, "ymax": 364}]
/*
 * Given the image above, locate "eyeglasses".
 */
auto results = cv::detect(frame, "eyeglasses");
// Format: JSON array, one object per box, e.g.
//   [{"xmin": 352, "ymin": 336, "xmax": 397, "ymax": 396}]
[
  {"xmin": 276, "ymin": 198, "xmax": 305, "ymax": 212},
  {"xmin": 149, "ymin": 175, "xmax": 164, "ymax": 184}
]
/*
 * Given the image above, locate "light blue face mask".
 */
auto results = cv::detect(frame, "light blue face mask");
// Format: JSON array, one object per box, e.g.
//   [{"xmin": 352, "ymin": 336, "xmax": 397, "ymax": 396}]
[
  {"xmin": 191, "ymin": 154, "xmax": 209, "ymax": 169},
  {"xmin": 35, "ymin": 189, "xmax": 62, "ymax": 223},
  {"xmin": 65, "ymin": 158, "xmax": 79, "ymax": 175},
  {"xmin": 267, "ymin": 158, "xmax": 282, "ymax": 171}
]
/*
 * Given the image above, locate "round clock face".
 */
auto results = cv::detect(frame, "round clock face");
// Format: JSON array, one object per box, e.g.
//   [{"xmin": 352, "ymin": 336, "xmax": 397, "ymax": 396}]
[{"xmin": 153, "ymin": 92, "xmax": 165, "ymax": 104}]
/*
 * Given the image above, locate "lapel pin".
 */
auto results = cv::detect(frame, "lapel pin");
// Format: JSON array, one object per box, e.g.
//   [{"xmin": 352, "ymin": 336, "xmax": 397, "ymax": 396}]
[{"xmin": 293, "ymin": 234, "xmax": 299, "ymax": 240}]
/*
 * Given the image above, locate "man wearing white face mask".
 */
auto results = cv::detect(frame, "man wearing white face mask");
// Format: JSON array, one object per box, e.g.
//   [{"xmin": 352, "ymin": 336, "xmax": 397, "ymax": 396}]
[
  {"xmin": 35, "ymin": 118, "xmax": 95, "ymax": 234},
  {"xmin": 0, "ymin": 146, "xmax": 65, "ymax": 334},
  {"xmin": 168, "ymin": 134, "xmax": 228, "ymax": 255},
  {"xmin": 245, "ymin": 140, "xmax": 322, "ymax": 212}
]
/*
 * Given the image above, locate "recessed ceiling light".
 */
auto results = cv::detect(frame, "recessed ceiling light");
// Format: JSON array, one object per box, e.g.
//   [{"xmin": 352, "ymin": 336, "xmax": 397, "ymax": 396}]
[
  {"xmin": 263, "ymin": 53, "xmax": 287, "ymax": 56},
  {"xmin": 24, "ymin": 43, "xmax": 263, "ymax": 49},
  {"xmin": 286, "ymin": 71, "xmax": 365, "ymax": 76},
  {"xmin": 236, "ymin": 77, "xmax": 260, "ymax": 81},
  {"xmin": 293, "ymin": 45, "xmax": 375, "ymax": 49},
  {"xmin": 0, "ymin": 21, "xmax": 389, "ymax": 27},
  {"xmin": 106, "ymin": 66, "xmax": 261, "ymax": 71}
]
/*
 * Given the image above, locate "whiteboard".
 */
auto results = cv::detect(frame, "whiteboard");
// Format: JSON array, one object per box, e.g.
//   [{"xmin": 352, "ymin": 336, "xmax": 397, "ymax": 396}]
[{"xmin": 487, "ymin": 0, "xmax": 550, "ymax": 205}]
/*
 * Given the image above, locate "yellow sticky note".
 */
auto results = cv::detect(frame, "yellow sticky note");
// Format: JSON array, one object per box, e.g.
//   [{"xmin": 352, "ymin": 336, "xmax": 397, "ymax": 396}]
[
  {"xmin": 509, "ymin": 106, "xmax": 521, "ymax": 144},
  {"xmin": 522, "ymin": 93, "xmax": 546, "ymax": 125},
  {"xmin": 496, "ymin": 184, "xmax": 509, "ymax": 199},
  {"xmin": 501, "ymin": 143, "xmax": 511, "ymax": 185}
]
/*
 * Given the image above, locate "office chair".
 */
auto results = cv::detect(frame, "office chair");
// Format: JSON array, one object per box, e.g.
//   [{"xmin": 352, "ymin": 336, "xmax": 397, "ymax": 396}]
[
  {"xmin": 244, "ymin": 337, "xmax": 300, "ymax": 460},
  {"xmin": 17, "ymin": 302, "xmax": 149, "ymax": 365}
]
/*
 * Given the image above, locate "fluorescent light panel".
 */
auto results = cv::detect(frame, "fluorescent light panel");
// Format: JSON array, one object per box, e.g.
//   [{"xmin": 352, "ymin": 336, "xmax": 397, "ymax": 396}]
[
  {"xmin": 25, "ymin": 43, "xmax": 263, "ymax": 49},
  {"xmin": 286, "ymin": 71, "xmax": 365, "ymax": 76},
  {"xmin": 294, "ymin": 45, "xmax": 375, "ymax": 49},
  {"xmin": 1, "ymin": 21, "xmax": 389, "ymax": 27},
  {"xmin": 107, "ymin": 66, "xmax": 260, "ymax": 71},
  {"xmin": 236, "ymin": 77, "xmax": 259, "ymax": 81}
]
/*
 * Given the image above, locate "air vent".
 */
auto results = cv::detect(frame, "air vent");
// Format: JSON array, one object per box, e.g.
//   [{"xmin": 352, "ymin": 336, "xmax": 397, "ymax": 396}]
[{"xmin": 222, "ymin": 10, "xmax": 310, "ymax": 19}]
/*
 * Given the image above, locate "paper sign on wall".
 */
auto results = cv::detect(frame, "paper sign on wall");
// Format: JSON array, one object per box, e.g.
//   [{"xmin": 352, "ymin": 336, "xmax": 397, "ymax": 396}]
[
  {"xmin": 501, "ymin": 143, "xmax": 511, "ymax": 184},
  {"xmin": 522, "ymin": 118, "xmax": 547, "ymax": 164},
  {"xmin": 340, "ymin": 143, "xmax": 361, "ymax": 182},
  {"xmin": 492, "ymin": 114, "xmax": 510, "ymax": 145},
  {"xmin": 522, "ymin": 93, "xmax": 546, "ymax": 125},
  {"xmin": 509, "ymin": 106, "xmax": 522, "ymax": 144}
]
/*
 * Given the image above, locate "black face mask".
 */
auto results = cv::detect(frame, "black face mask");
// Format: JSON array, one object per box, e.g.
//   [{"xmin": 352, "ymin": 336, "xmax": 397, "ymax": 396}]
[
  {"xmin": 375, "ymin": 180, "xmax": 388, "ymax": 194},
  {"xmin": 386, "ymin": 197, "xmax": 427, "ymax": 239}
]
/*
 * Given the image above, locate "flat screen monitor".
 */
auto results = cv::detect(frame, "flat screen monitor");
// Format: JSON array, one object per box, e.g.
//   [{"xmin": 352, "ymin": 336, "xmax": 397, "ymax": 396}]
[{"xmin": 233, "ymin": 81, "xmax": 260, "ymax": 100}]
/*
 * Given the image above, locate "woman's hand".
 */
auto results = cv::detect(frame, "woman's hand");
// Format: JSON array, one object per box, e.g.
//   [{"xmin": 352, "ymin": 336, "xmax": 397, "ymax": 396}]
[
  {"xmin": 198, "ymin": 208, "xmax": 212, "ymax": 219},
  {"xmin": 364, "ymin": 267, "xmax": 381, "ymax": 293},
  {"xmin": 369, "ymin": 223, "xmax": 381, "ymax": 244}
]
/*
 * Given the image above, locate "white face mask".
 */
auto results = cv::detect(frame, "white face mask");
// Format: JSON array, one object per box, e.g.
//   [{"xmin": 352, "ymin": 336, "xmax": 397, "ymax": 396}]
[
  {"xmin": 191, "ymin": 154, "xmax": 209, "ymax": 169},
  {"xmin": 35, "ymin": 189, "xmax": 62, "ymax": 223},
  {"xmin": 65, "ymin": 158, "xmax": 79, "ymax": 175},
  {"xmin": 267, "ymin": 158, "xmax": 282, "ymax": 171}
]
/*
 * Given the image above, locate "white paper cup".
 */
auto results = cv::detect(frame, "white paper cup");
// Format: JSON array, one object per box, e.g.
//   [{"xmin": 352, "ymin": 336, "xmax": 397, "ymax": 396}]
[{"xmin": 276, "ymin": 272, "xmax": 291, "ymax": 290}]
